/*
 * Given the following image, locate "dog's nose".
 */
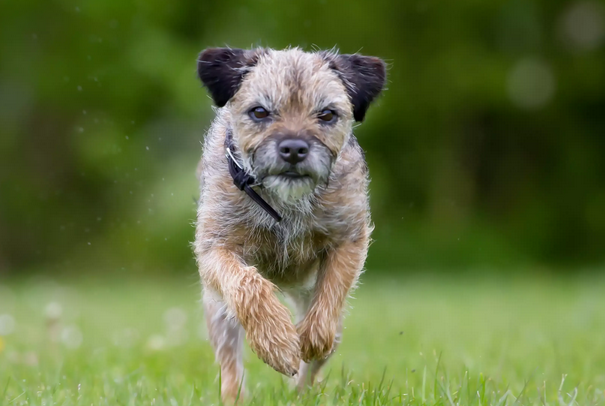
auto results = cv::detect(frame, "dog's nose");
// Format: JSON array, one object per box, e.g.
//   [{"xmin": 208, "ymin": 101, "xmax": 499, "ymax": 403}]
[{"xmin": 278, "ymin": 139, "xmax": 309, "ymax": 164}]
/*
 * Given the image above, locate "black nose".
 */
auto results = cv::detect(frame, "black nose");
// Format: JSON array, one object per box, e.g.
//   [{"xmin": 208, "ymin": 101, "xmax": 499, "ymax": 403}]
[{"xmin": 278, "ymin": 139, "xmax": 309, "ymax": 164}]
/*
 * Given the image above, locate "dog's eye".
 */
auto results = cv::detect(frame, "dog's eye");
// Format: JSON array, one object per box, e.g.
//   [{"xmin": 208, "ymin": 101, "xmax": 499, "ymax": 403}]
[
  {"xmin": 318, "ymin": 109, "xmax": 337, "ymax": 123},
  {"xmin": 249, "ymin": 107, "xmax": 270, "ymax": 121}
]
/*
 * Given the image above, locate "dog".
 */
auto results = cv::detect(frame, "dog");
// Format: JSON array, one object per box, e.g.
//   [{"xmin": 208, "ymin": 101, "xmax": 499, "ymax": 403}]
[{"xmin": 193, "ymin": 47, "xmax": 386, "ymax": 402}]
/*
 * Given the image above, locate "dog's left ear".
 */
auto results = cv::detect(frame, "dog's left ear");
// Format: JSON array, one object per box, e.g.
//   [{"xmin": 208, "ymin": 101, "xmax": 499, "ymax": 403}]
[
  {"xmin": 329, "ymin": 54, "xmax": 386, "ymax": 122},
  {"xmin": 197, "ymin": 48, "xmax": 262, "ymax": 107}
]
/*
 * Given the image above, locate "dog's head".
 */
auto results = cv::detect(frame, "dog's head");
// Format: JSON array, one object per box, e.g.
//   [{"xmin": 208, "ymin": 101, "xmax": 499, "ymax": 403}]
[{"xmin": 197, "ymin": 47, "xmax": 386, "ymax": 203}]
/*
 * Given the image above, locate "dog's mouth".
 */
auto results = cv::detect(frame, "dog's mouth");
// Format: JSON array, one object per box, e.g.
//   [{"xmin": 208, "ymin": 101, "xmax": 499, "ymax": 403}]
[
  {"xmin": 258, "ymin": 168, "xmax": 314, "ymax": 182},
  {"xmin": 278, "ymin": 171, "xmax": 311, "ymax": 179}
]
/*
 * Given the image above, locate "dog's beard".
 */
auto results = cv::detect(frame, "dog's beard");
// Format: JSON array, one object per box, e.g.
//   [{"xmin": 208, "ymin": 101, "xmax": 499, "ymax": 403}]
[
  {"xmin": 249, "ymin": 138, "xmax": 333, "ymax": 205},
  {"xmin": 262, "ymin": 175, "xmax": 317, "ymax": 203}
]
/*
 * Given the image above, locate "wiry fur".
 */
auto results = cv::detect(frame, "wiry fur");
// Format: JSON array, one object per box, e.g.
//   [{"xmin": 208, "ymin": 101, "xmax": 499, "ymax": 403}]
[{"xmin": 193, "ymin": 47, "xmax": 385, "ymax": 403}]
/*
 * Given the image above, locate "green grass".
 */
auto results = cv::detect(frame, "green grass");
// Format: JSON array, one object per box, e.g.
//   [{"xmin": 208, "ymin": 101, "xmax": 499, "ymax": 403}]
[{"xmin": 1, "ymin": 274, "xmax": 604, "ymax": 405}]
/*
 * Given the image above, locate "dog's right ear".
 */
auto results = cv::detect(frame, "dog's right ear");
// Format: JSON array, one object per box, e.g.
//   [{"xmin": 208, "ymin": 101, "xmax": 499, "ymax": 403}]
[{"xmin": 197, "ymin": 48, "xmax": 260, "ymax": 107}]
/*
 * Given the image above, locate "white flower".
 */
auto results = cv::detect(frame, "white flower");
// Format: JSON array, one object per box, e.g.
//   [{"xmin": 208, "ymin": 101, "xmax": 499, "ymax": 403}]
[
  {"xmin": 0, "ymin": 314, "xmax": 15, "ymax": 336},
  {"xmin": 45, "ymin": 302, "xmax": 63, "ymax": 319},
  {"xmin": 61, "ymin": 326, "xmax": 83, "ymax": 349},
  {"xmin": 147, "ymin": 335, "xmax": 165, "ymax": 351}
]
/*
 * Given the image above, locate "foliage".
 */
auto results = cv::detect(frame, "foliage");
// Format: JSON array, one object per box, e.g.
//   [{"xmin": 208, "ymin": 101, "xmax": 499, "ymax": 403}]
[{"xmin": 1, "ymin": 0, "xmax": 605, "ymax": 273}]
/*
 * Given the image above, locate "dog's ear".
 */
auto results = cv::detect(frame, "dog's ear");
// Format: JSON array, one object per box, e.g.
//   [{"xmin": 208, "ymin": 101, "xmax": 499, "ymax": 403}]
[
  {"xmin": 329, "ymin": 54, "xmax": 386, "ymax": 122},
  {"xmin": 197, "ymin": 48, "xmax": 261, "ymax": 107}
]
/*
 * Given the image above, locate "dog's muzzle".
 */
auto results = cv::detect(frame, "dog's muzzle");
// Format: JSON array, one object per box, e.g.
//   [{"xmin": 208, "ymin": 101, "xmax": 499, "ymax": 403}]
[{"xmin": 253, "ymin": 135, "xmax": 333, "ymax": 190}]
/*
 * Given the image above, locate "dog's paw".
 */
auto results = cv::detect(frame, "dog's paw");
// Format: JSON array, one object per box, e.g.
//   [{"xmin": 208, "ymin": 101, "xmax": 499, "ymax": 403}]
[
  {"xmin": 244, "ymin": 296, "xmax": 300, "ymax": 376},
  {"xmin": 297, "ymin": 312, "xmax": 336, "ymax": 362},
  {"xmin": 220, "ymin": 378, "xmax": 246, "ymax": 405}
]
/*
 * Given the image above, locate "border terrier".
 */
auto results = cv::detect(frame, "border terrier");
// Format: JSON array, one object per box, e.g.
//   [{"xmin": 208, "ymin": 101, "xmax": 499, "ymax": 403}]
[{"xmin": 194, "ymin": 47, "xmax": 386, "ymax": 401}]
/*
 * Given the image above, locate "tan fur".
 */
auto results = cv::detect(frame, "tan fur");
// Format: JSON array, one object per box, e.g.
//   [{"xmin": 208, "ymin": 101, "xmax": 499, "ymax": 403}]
[{"xmin": 194, "ymin": 47, "xmax": 383, "ymax": 403}]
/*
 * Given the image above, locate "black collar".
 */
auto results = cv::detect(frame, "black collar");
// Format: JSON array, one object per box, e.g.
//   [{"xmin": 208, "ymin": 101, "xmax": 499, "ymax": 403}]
[{"xmin": 224, "ymin": 130, "xmax": 282, "ymax": 222}]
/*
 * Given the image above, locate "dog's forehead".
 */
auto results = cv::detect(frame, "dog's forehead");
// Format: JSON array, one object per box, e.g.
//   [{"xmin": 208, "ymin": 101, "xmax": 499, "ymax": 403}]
[{"xmin": 238, "ymin": 49, "xmax": 350, "ymax": 110}]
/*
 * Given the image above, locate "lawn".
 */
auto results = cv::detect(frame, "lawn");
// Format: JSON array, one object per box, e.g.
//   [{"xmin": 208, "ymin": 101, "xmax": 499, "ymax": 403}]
[{"xmin": 1, "ymin": 273, "xmax": 604, "ymax": 405}]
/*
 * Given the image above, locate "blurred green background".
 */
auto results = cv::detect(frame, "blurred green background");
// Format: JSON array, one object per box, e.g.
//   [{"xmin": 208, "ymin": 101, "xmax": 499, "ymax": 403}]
[{"xmin": 1, "ymin": 0, "xmax": 604, "ymax": 276}]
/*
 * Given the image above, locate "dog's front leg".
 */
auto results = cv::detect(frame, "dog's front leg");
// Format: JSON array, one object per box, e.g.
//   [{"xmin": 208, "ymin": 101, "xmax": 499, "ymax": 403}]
[
  {"xmin": 297, "ymin": 235, "xmax": 368, "ymax": 362},
  {"xmin": 200, "ymin": 248, "xmax": 301, "ymax": 377}
]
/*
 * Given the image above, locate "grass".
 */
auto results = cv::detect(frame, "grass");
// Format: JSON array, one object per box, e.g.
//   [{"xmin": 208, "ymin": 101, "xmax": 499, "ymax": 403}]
[{"xmin": 1, "ymin": 273, "xmax": 604, "ymax": 405}]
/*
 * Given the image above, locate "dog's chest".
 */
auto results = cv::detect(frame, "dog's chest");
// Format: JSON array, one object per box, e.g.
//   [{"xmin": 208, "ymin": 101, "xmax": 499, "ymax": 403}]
[{"xmin": 241, "ymin": 224, "xmax": 328, "ymax": 286}]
